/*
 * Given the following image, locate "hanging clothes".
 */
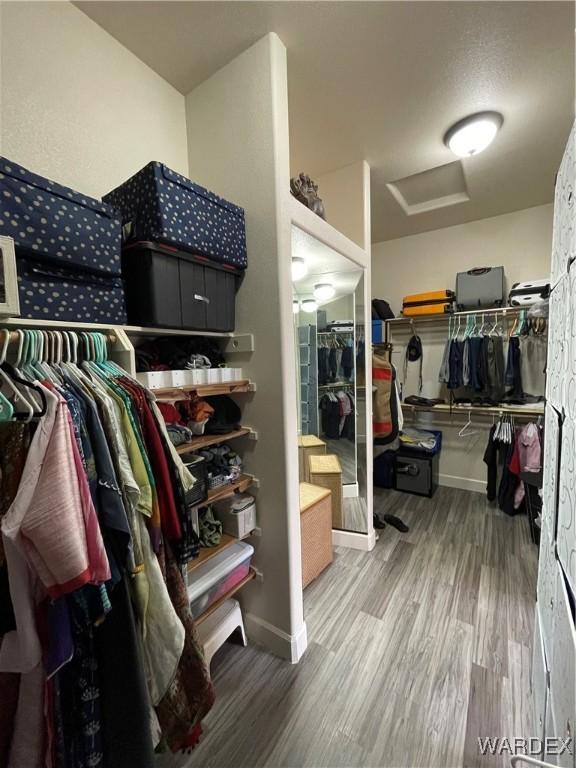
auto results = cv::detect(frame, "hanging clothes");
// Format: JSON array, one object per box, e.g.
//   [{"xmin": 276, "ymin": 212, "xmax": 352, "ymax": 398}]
[
  {"xmin": 505, "ymin": 337, "xmax": 524, "ymax": 400},
  {"xmin": 0, "ymin": 331, "xmax": 215, "ymax": 768}
]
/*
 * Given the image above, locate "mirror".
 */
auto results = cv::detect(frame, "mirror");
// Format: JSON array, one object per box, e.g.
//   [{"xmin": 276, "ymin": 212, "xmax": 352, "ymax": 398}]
[{"xmin": 292, "ymin": 225, "xmax": 368, "ymax": 533}]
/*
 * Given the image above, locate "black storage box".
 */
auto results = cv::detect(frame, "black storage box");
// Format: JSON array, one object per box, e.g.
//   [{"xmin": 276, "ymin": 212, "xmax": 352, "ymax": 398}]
[
  {"xmin": 181, "ymin": 454, "xmax": 208, "ymax": 508},
  {"xmin": 122, "ymin": 241, "xmax": 239, "ymax": 332},
  {"xmin": 0, "ymin": 156, "xmax": 126, "ymax": 323},
  {"xmin": 394, "ymin": 452, "xmax": 439, "ymax": 497},
  {"xmin": 103, "ymin": 162, "xmax": 247, "ymax": 270}
]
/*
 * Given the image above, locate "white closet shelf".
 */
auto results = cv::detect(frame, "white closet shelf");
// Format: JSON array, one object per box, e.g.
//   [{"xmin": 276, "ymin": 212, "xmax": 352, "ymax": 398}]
[
  {"xmin": 384, "ymin": 306, "xmax": 529, "ymax": 326},
  {"xmin": 0, "ymin": 316, "xmax": 253, "ymax": 341},
  {"xmin": 289, "ymin": 196, "xmax": 367, "ymax": 267},
  {"xmin": 403, "ymin": 402, "xmax": 545, "ymax": 418}
]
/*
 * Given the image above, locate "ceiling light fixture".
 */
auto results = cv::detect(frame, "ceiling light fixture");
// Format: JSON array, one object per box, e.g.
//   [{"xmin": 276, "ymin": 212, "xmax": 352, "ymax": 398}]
[
  {"xmin": 314, "ymin": 283, "xmax": 336, "ymax": 301},
  {"xmin": 444, "ymin": 111, "xmax": 503, "ymax": 157},
  {"xmin": 293, "ymin": 300, "xmax": 300, "ymax": 314},
  {"xmin": 291, "ymin": 257, "xmax": 308, "ymax": 281},
  {"xmin": 301, "ymin": 299, "xmax": 318, "ymax": 313}
]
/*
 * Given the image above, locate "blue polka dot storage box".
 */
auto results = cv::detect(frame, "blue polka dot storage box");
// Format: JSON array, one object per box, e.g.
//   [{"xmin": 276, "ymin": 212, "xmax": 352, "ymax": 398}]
[
  {"xmin": 0, "ymin": 157, "xmax": 126, "ymax": 323},
  {"xmin": 103, "ymin": 162, "xmax": 247, "ymax": 270}
]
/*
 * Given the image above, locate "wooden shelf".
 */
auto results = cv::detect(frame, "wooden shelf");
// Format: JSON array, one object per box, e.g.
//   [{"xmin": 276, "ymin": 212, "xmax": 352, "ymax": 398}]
[
  {"xmin": 153, "ymin": 380, "xmax": 253, "ymax": 401},
  {"xmin": 194, "ymin": 568, "xmax": 256, "ymax": 626},
  {"xmin": 176, "ymin": 427, "xmax": 253, "ymax": 454},
  {"xmin": 187, "ymin": 533, "xmax": 239, "ymax": 574},
  {"xmin": 204, "ymin": 474, "xmax": 255, "ymax": 505}
]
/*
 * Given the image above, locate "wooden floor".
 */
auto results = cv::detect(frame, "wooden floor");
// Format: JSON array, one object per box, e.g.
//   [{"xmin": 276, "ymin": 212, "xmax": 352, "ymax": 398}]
[{"xmin": 162, "ymin": 486, "xmax": 538, "ymax": 768}]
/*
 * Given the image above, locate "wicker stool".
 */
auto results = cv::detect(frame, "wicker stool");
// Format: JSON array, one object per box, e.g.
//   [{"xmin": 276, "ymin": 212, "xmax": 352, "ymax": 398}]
[
  {"xmin": 299, "ymin": 482, "xmax": 333, "ymax": 588},
  {"xmin": 298, "ymin": 435, "xmax": 327, "ymax": 482},
  {"xmin": 308, "ymin": 454, "xmax": 343, "ymax": 529}
]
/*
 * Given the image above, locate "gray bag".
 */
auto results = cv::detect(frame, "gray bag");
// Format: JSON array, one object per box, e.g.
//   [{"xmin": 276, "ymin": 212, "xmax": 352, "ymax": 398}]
[{"xmin": 456, "ymin": 266, "xmax": 505, "ymax": 310}]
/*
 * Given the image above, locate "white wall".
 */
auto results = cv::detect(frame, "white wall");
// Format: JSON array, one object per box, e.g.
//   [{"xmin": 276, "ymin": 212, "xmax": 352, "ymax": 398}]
[
  {"xmin": 316, "ymin": 161, "xmax": 369, "ymax": 249},
  {"xmin": 323, "ymin": 294, "xmax": 354, "ymax": 323},
  {"xmin": 185, "ymin": 34, "xmax": 306, "ymax": 661},
  {"xmin": 372, "ymin": 204, "xmax": 552, "ymax": 493},
  {"xmin": 372, "ymin": 203, "xmax": 553, "ymax": 315},
  {"xmin": 0, "ymin": 1, "xmax": 188, "ymax": 198}
]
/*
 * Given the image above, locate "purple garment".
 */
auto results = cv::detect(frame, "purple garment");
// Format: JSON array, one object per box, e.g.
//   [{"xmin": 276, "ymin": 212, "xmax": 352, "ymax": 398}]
[{"xmin": 46, "ymin": 598, "xmax": 74, "ymax": 679}]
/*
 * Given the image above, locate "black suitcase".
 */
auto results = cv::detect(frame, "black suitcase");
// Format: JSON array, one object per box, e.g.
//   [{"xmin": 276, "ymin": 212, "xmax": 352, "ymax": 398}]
[
  {"xmin": 104, "ymin": 162, "xmax": 247, "ymax": 270},
  {"xmin": 455, "ymin": 266, "xmax": 505, "ymax": 311},
  {"xmin": 121, "ymin": 241, "xmax": 239, "ymax": 332}
]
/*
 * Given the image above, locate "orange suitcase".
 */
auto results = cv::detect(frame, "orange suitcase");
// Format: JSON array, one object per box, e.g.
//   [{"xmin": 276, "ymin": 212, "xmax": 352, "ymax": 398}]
[{"xmin": 402, "ymin": 289, "xmax": 454, "ymax": 317}]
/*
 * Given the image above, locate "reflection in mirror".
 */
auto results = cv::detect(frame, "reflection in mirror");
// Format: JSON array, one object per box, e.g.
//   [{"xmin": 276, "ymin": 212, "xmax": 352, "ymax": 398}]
[{"xmin": 292, "ymin": 225, "xmax": 368, "ymax": 534}]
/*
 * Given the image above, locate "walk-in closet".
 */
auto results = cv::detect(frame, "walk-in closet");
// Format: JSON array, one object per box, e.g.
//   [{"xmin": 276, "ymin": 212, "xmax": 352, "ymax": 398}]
[{"xmin": 0, "ymin": 2, "xmax": 574, "ymax": 767}]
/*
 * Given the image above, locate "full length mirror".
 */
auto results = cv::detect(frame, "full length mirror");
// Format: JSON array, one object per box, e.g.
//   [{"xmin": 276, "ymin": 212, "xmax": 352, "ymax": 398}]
[{"xmin": 292, "ymin": 225, "xmax": 368, "ymax": 534}]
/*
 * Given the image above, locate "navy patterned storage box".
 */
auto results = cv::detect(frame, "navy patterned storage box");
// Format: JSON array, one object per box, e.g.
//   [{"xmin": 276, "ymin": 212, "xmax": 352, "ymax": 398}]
[
  {"xmin": 17, "ymin": 256, "xmax": 126, "ymax": 324},
  {"xmin": 0, "ymin": 157, "xmax": 126, "ymax": 323},
  {"xmin": 103, "ymin": 162, "xmax": 247, "ymax": 270}
]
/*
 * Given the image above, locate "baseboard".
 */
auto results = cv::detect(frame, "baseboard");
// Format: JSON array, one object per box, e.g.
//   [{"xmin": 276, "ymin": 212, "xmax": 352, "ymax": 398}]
[
  {"xmin": 332, "ymin": 527, "xmax": 376, "ymax": 551},
  {"xmin": 342, "ymin": 482, "xmax": 359, "ymax": 498},
  {"xmin": 439, "ymin": 473, "xmax": 485, "ymax": 494},
  {"xmin": 244, "ymin": 613, "xmax": 308, "ymax": 663}
]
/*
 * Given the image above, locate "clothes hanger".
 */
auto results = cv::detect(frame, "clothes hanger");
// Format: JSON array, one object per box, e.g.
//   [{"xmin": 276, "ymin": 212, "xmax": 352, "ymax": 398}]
[
  {"xmin": 458, "ymin": 410, "xmax": 479, "ymax": 438},
  {"xmin": 0, "ymin": 330, "xmax": 47, "ymax": 421},
  {"xmin": 0, "ymin": 329, "xmax": 36, "ymax": 420},
  {"xmin": 0, "ymin": 331, "xmax": 15, "ymax": 422}
]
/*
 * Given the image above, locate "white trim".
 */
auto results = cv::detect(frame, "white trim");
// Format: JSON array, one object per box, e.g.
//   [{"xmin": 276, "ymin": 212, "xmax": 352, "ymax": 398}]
[
  {"xmin": 439, "ymin": 473, "xmax": 485, "ymax": 494},
  {"xmin": 244, "ymin": 613, "xmax": 308, "ymax": 663},
  {"xmin": 342, "ymin": 482, "xmax": 359, "ymax": 498},
  {"xmin": 332, "ymin": 527, "xmax": 376, "ymax": 551}
]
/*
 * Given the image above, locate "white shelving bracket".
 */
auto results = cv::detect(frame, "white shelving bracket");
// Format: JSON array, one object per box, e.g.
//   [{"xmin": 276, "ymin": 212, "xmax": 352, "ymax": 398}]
[{"xmin": 223, "ymin": 334, "xmax": 254, "ymax": 354}]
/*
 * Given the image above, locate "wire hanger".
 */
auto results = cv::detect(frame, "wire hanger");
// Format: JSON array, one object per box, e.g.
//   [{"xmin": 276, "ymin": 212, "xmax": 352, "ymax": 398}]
[{"xmin": 458, "ymin": 410, "xmax": 479, "ymax": 437}]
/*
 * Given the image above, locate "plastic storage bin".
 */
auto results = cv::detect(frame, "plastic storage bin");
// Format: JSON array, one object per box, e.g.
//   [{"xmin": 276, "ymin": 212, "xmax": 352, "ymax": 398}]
[
  {"xmin": 187, "ymin": 541, "xmax": 254, "ymax": 617},
  {"xmin": 372, "ymin": 319, "xmax": 383, "ymax": 343},
  {"xmin": 121, "ymin": 241, "xmax": 239, "ymax": 331}
]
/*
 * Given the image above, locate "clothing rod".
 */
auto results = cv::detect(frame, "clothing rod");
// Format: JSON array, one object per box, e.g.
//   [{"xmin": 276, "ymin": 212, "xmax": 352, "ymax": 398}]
[
  {"xmin": 402, "ymin": 403, "xmax": 544, "ymax": 418},
  {"xmin": 3, "ymin": 329, "xmax": 117, "ymax": 344},
  {"xmin": 385, "ymin": 306, "xmax": 525, "ymax": 325},
  {"xmin": 317, "ymin": 330, "xmax": 354, "ymax": 335}
]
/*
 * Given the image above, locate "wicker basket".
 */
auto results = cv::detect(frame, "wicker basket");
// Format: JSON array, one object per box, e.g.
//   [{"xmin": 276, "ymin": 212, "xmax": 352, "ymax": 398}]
[
  {"xmin": 299, "ymin": 482, "xmax": 333, "ymax": 588},
  {"xmin": 308, "ymin": 454, "xmax": 342, "ymax": 529},
  {"xmin": 298, "ymin": 435, "xmax": 326, "ymax": 482}
]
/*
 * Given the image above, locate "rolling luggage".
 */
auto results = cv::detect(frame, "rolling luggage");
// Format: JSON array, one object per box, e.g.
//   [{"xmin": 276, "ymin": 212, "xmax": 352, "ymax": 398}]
[
  {"xmin": 508, "ymin": 279, "xmax": 550, "ymax": 307},
  {"xmin": 104, "ymin": 162, "xmax": 247, "ymax": 270},
  {"xmin": 0, "ymin": 157, "xmax": 126, "ymax": 323},
  {"xmin": 455, "ymin": 267, "xmax": 504, "ymax": 310},
  {"xmin": 402, "ymin": 290, "xmax": 454, "ymax": 317}
]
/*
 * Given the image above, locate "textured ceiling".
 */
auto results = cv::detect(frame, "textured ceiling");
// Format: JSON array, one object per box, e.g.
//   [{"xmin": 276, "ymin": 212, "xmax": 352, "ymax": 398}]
[{"xmin": 76, "ymin": 1, "xmax": 575, "ymax": 243}]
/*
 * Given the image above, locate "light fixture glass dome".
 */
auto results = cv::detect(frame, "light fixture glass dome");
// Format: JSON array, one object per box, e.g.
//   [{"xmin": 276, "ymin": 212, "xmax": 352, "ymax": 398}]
[
  {"xmin": 301, "ymin": 299, "xmax": 318, "ymax": 313},
  {"xmin": 314, "ymin": 283, "xmax": 336, "ymax": 301},
  {"xmin": 292, "ymin": 299, "xmax": 300, "ymax": 314},
  {"xmin": 444, "ymin": 111, "xmax": 503, "ymax": 157},
  {"xmin": 291, "ymin": 257, "xmax": 308, "ymax": 281}
]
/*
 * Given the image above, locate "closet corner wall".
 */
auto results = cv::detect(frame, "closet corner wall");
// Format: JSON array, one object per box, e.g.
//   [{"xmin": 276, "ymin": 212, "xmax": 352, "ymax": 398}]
[
  {"xmin": 185, "ymin": 33, "xmax": 306, "ymax": 662},
  {"xmin": 184, "ymin": 34, "xmax": 376, "ymax": 657}
]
